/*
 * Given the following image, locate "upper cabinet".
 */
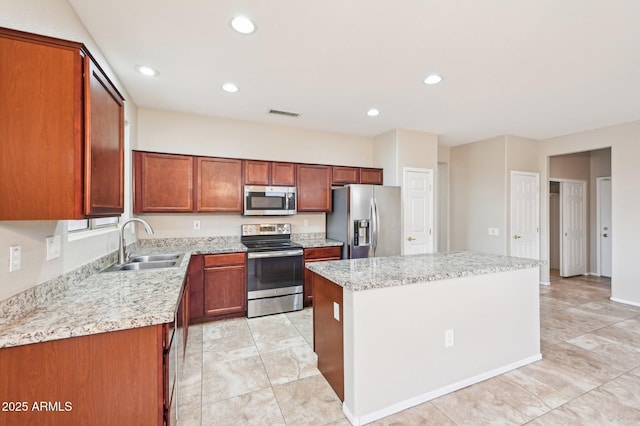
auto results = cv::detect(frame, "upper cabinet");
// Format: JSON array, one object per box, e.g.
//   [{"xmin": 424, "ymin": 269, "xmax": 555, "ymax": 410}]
[
  {"xmin": 297, "ymin": 164, "xmax": 332, "ymax": 212},
  {"xmin": 197, "ymin": 157, "xmax": 243, "ymax": 212},
  {"xmin": 332, "ymin": 166, "xmax": 383, "ymax": 186},
  {"xmin": 133, "ymin": 152, "xmax": 243, "ymax": 213},
  {"xmin": 360, "ymin": 168, "xmax": 384, "ymax": 185},
  {"xmin": 134, "ymin": 152, "xmax": 194, "ymax": 213},
  {"xmin": 243, "ymin": 160, "xmax": 296, "ymax": 186},
  {"xmin": 0, "ymin": 27, "xmax": 124, "ymax": 220}
]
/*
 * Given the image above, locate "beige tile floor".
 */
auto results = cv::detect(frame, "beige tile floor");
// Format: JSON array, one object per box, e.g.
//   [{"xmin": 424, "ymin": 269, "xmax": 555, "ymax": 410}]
[{"xmin": 176, "ymin": 275, "xmax": 640, "ymax": 425}]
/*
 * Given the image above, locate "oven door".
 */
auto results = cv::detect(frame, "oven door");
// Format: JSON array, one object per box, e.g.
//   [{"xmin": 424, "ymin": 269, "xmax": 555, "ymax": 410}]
[
  {"xmin": 244, "ymin": 185, "xmax": 296, "ymax": 216},
  {"xmin": 246, "ymin": 249, "xmax": 303, "ymax": 298}
]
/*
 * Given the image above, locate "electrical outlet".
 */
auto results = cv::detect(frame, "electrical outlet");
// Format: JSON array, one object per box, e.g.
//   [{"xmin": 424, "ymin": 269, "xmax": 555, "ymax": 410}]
[
  {"xmin": 46, "ymin": 235, "xmax": 61, "ymax": 260},
  {"xmin": 9, "ymin": 245, "xmax": 21, "ymax": 272},
  {"xmin": 445, "ymin": 329, "xmax": 454, "ymax": 348},
  {"xmin": 488, "ymin": 228, "xmax": 499, "ymax": 236},
  {"xmin": 193, "ymin": 220, "xmax": 201, "ymax": 230},
  {"xmin": 303, "ymin": 219, "xmax": 309, "ymax": 227}
]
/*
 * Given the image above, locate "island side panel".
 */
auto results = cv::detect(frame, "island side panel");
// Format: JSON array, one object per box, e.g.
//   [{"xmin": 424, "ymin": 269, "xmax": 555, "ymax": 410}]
[
  {"xmin": 344, "ymin": 267, "xmax": 540, "ymax": 423},
  {"xmin": 312, "ymin": 272, "xmax": 344, "ymax": 401}
]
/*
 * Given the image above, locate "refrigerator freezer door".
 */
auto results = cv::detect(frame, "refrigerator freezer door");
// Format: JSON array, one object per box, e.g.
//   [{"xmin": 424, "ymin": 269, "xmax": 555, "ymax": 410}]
[{"xmin": 372, "ymin": 186, "xmax": 402, "ymax": 257}]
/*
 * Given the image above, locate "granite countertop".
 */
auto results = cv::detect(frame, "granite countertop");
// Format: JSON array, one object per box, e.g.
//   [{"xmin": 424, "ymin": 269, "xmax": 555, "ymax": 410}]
[
  {"xmin": 293, "ymin": 238, "xmax": 343, "ymax": 248},
  {"xmin": 0, "ymin": 242, "xmax": 247, "ymax": 349},
  {"xmin": 305, "ymin": 251, "xmax": 543, "ymax": 291}
]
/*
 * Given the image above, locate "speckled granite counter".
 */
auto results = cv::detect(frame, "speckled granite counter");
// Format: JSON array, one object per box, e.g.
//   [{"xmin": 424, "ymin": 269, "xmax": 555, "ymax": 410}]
[
  {"xmin": 0, "ymin": 242, "xmax": 247, "ymax": 349},
  {"xmin": 293, "ymin": 238, "xmax": 343, "ymax": 248},
  {"xmin": 306, "ymin": 251, "xmax": 542, "ymax": 291}
]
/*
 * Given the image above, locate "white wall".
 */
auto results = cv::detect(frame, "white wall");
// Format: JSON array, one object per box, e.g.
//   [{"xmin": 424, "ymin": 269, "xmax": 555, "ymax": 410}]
[
  {"xmin": 0, "ymin": 0, "xmax": 137, "ymax": 301},
  {"xmin": 135, "ymin": 108, "xmax": 376, "ymax": 237},
  {"xmin": 541, "ymin": 121, "xmax": 640, "ymax": 305},
  {"xmin": 450, "ymin": 137, "xmax": 508, "ymax": 254}
]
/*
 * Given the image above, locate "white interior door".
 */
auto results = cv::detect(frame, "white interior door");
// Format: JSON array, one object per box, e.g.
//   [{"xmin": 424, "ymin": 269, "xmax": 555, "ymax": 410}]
[
  {"xmin": 510, "ymin": 171, "xmax": 540, "ymax": 259},
  {"xmin": 560, "ymin": 181, "xmax": 587, "ymax": 277},
  {"xmin": 403, "ymin": 168, "xmax": 434, "ymax": 255},
  {"xmin": 597, "ymin": 177, "xmax": 612, "ymax": 277}
]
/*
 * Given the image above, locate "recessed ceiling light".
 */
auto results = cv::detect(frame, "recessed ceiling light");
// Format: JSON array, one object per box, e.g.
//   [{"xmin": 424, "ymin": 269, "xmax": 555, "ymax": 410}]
[
  {"xmin": 136, "ymin": 65, "xmax": 158, "ymax": 77},
  {"xmin": 222, "ymin": 83, "xmax": 239, "ymax": 93},
  {"xmin": 424, "ymin": 74, "xmax": 442, "ymax": 85},
  {"xmin": 230, "ymin": 16, "xmax": 256, "ymax": 34},
  {"xmin": 367, "ymin": 108, "xmax": 380, "ymax": 117}
]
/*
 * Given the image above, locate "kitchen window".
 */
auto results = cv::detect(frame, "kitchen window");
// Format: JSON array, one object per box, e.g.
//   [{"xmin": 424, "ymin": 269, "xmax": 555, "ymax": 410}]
[{"xmin": 67, "ymin": 217, "xmax": 120, "ymax": 240}]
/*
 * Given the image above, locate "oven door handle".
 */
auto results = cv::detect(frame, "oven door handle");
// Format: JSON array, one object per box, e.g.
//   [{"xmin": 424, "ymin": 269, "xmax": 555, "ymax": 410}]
[{"xmin": 247, "ymin": 249, "xmax": 304, "ymax": 259}]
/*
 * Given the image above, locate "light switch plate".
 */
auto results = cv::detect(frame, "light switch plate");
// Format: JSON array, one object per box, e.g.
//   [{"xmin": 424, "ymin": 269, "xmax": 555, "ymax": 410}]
[
  {"xmin": 9, "ymin": 245, "xmax": 21, "ymax": 272},
  {"xmin": 46, "ymin": 235, "xmax": 61, "ymax": 260},
  {"xmin": 333, "ymin": 302, "xmax": 340, "ymax": 321}
]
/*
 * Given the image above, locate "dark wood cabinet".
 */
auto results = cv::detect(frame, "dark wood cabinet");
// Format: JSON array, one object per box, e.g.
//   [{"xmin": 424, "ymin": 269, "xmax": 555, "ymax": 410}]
[
  {"xmin": 297, "ymin": 164, "xmax": 332, "ymax": 212},
  {"xmin": 134, "ymin": 151, "xmax": 194, "ymax": 213},
  {"xmin": 202, "ymin": 253, "xmax": 247, "ymax": 318},
  {"xmin": 197, "ymin": 157, "xmax": 243, "ymax": 212},
  {"xmin": 244, "ymin": 160, "xmax": 296, "ymax": 186},
  {"xmin": 332, "ymin": 166, "xmax": 383, "ymax": 186},
  {"xmin": 0, "ymin": 276, "xmax": 190, "ymax": 426},
  {"xmin": 303, "ymin": 246, "xmax": 342, "ymax": 305},
  {"xmin": 0, "ymin": 27, "xmax": 124, "ymax": 220},
  {"xmin": 360, "ymin": 168, "xmax": 384, "ymax": 185},
  {"xmin": 188, "ymin": 255, "xmax": 205, "ymax": 320},
  {"xmin": 332, "ymin": 166, "xmax": 360, "ymax": 185}
]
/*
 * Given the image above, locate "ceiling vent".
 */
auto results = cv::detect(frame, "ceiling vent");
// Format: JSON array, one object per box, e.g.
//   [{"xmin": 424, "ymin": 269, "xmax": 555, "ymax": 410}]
[{"xmin": 268, "ymin": 109, "xmax": 300, "ymax": 118}]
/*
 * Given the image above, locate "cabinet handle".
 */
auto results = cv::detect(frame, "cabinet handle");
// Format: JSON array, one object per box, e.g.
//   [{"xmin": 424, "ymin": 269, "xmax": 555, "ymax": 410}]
[
  {"xmin": 513, "ymin": 235, "xmax": 522, "ymax": 240},
  {"xmin": 407, "ymin": 236, "xmax": 416, "ymax": 241}
]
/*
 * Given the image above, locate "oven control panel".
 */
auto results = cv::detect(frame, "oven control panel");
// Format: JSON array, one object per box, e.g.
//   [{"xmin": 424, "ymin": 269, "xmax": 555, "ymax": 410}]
[{"xmin": 241, "ymin": 223, "xmax": 291, "ymax": 236}]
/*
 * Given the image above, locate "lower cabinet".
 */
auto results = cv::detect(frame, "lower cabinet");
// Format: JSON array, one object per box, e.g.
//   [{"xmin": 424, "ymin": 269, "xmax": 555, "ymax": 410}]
[
  {"xmin": 303, "ymin": 246, "xmax": 342, "ymax": 305},
  {"xmin": 189, "ymin": 253, "xmax": 247, "ymax": 321},
  {"xmin": 0, "ymin": 280, "xmax": 188, "ymax": 426}
]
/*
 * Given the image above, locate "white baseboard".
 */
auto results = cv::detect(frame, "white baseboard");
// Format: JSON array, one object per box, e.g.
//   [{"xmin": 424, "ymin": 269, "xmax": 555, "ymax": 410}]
[
  {"xmin": 610, "ymin": 297, "xmax": 640, "ymax": 308},
  {"xmin": 540, "ymin": 281, "xmax": 551, "ymax": 286},
  {"xmin": 342, "ymin": 353, "xmax": 542, "ymax": 426}
]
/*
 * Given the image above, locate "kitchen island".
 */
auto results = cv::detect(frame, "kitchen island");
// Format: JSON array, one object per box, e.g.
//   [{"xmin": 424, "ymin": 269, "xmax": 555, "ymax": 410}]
[{"xmin": 306, "ymin": 251, "xmax": 543, "ymax": 426}]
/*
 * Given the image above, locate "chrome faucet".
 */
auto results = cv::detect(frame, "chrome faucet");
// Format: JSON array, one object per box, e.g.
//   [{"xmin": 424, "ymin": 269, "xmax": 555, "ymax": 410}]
[{"xmin": 118, "ymin": 218, "xmax": 154, "ymax": 264}]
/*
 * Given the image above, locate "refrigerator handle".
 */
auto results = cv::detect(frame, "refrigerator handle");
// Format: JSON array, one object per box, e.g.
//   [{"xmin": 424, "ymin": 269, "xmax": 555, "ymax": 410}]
[
  {"xmin": 369, "ymin": 199, "xmax": 375, "ymax": 257},
  {"xmin": 371, "ymin": 198, "xmax": 379, "ymax": 256}
]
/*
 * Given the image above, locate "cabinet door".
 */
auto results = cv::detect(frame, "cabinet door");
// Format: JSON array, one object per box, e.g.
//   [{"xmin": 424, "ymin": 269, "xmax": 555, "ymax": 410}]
[
  {"xmin": 244, "ymin": 160, "xmax": 271, "ymax": 185},
  {"xmin": 360, "ymin": 168, "xmax": 383, "ymax": 185},
  {"xmin": 271, "ymin": 162, "xmax": 296, "ymax": 186},
  {"xmin": 134, "ymin": 151, "xmax": 194, "ymax": 213},
  {"xmin": 197, "ymin": 157, "xmax": 243, "ymax": 212},
  {"xmin": 0, "ymin": 30, "xmax": 83, "ymax": 220},
  {"xmin": 188, "ymin": 255, "xmax": 204, "ymax": 321},
  {"xmin": 332, "ymin": 166, "xmax": 360, "ymax": 185},
  {"xmin": 203, "ymin": 265, "xmax": 246, "ymax": 316},
  {"xmin": 297, "ymin": 164, "xmax": 332, "ymax": 212},
  {"xmin": 83, "ymin": 57, "xmax": 125, "ymax": 216}
]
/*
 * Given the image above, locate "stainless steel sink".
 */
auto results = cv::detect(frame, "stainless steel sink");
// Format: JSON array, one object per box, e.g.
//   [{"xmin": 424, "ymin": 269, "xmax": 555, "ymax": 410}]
[
  {"xmin": 101, "ymin": 253, "xmax": 185, "ymax": 273},
  {"xmin": 129, "ymin": 253, "xmax": 182, "ymax": 263}
]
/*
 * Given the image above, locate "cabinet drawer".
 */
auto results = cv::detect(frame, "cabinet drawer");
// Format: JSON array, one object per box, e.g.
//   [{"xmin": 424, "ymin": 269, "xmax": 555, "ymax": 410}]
[
  {"xmin": 304, "ymin": 246, "xmax": 342, "ymax": 260},
  {"xmin": 204, "ymin": 252, "xmax": 246, "ymax": 268}
]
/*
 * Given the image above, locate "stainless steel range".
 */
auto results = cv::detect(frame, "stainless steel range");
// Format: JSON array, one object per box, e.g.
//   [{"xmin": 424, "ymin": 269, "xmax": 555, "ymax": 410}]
[{"xmin": 241, "ymin": 223, "xmax": 304, "ymax": 318}]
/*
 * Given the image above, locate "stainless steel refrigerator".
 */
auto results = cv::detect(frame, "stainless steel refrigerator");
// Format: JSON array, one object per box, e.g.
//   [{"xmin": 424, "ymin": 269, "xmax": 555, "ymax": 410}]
[{"xmin": 327, "ymin": 184, "xmax": 402, "ymax": 259}]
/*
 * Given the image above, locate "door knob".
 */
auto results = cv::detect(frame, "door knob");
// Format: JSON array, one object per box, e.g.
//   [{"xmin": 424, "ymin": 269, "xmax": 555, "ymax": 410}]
[
  {"xmin": 603, "ymin": 234, "xmax": 608, "ymax": 237},
  {"xmin": 513, "ymin": 235, "xmax": 522, "ymax": 240},
  {"xmin": 407, "ymin": 236, "xmax": 416, "ymax": 241}
]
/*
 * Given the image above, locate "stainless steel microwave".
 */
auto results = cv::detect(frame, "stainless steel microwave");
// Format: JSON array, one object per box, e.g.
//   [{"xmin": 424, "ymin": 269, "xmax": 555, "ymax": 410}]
[{"xmin": 243, "ymin": 185, "xmax": 297, "ymax": 216}]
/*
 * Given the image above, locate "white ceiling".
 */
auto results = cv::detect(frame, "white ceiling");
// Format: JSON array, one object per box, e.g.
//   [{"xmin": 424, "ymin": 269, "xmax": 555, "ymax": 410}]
[{"xmin": 68, "ymin": 0, "xmax": 640, "ymax": 146}]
